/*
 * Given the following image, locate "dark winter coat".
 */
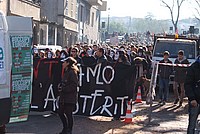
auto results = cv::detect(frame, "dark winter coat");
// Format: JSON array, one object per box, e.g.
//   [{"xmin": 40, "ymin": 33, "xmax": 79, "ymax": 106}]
[
  {"xmin": 96, "ymin": 55, "xmax": 108, "ymax": 64},
  {"xmin": 174, "ymin": 58, "xmax": 189, "ymax": 83},
  {"xmin": 74, "ymin": 56, "xmax": 82, "ymax": 64},
  {"xmin": 111, "ymin": 62, "xmax": 132, "ymax": 98},
  {"xmin": 185, "ymin": 61, "xmax": 200, "ymax": 103},
  {"xmin": 81, "ymin": 56, "xmax": 96, "ymax": 66},
  {"xmin": 158, "ymin": 59, "xmax": 173, "ymax": 79},
  {"xmin": 59, "ymin": 69, "xmax": 78, "ymax": 104}
]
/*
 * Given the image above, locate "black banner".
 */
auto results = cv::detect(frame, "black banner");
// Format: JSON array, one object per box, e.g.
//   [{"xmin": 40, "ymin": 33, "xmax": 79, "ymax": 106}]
[{"xmin": 31, "ymin": 58, "xmax": 136, "ymax": 117}]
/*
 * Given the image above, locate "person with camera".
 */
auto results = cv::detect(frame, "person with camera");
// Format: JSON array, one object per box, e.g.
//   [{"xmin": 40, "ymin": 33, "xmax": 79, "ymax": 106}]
[
  {"xmin": 58, "ymin": 57, "xmax": 79, "ymax": 134},
  {"xmin": 185, "ymin": 56, "xmax": 200, "ymax": 134}
]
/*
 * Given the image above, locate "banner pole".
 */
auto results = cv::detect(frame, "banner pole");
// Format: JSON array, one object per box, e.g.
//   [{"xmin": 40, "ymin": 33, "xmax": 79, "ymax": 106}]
[{"xmin": 146, "ymin": 61, "xmax": 159, "ymax": 126}]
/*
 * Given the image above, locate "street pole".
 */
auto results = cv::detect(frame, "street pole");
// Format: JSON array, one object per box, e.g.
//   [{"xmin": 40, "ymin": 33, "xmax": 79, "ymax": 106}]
[{"xmin": 107, "ymin": 8, "xmax": 110, "ymax": 34}]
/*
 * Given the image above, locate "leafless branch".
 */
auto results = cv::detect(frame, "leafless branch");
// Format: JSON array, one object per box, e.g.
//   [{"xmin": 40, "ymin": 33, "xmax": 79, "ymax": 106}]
[
  {"xmin": 179, "ymin": 0, "xmax": 185, "ymax": 7},
  {"xmin": 161, "ymin": 0, "xmax": 186, "ymax": 32},
  {"xmin": 194, "ymin": 0, "xmax": 200, "ymax": 21},
  {"xmin": 161, "ymin": 0, "xmax": 175, "ymax": 25},
  {"xmin": 195, "ymin": 0, "xmax": 200, "ymax": 8}
]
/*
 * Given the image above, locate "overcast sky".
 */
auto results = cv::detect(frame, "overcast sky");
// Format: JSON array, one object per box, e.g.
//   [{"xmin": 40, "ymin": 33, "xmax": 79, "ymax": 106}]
[{"xmin": 101, "ymin": 0, "xmax": 197, "ymax": 19}]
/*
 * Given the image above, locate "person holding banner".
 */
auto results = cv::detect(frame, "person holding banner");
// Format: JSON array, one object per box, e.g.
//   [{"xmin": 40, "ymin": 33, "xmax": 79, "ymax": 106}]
[
  {"xmin": 158, "ymin": 51, "xmax": 173, "ymax": 105},
  {"xmin": 185, "ymin": 56, "xmax": 200, "ymax": 134},
  {"xmin": 111, "ymin": 50, "xmax": 131, "ymax": 120},
  {"xmin": 58, "ymin": 57, "xmax": 79, "ymax": 134},
  {"xmin": 173, "ymin": 50, "xmax": 189, "ymax": 106}
]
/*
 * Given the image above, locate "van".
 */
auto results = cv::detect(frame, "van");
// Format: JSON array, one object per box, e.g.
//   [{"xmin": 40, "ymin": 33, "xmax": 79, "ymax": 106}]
[
  {"xmin": 153, "ymin": 35, "xmax": 200, "ymax": 63},
  {"xmin": 35, "ymin": 45, "xmax": 62, "ymax": 53},
  {"xmin": 152, "ymin": 35, "xmax": 200, "ymax": 85},
  {"xmin": 0, "ymin": 11, "xmax": 11, "ymax": 127}
]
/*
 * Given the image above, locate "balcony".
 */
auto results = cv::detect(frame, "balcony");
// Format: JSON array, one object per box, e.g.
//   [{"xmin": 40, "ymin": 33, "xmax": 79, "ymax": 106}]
[
  {"xmin": 87, "ymin": 0, "xmax": 103, "ymax": 6},
  {"xmin": 26, "ymin": 0, "xmax": 41, "ymax": 6},
  {"xmin": 99, "ymin": 1, "xmax": 107, "ymax": 11},
  {"xmin": 9, "ymin": 0, "xmax": 40, "ymax": 21}
]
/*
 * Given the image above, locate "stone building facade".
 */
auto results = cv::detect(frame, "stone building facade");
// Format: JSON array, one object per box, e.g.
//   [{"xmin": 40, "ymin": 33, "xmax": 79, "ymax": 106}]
[
  {"xmin": 78, "ymin": 0, "xmax": 107, "ymax": 44},
  {"xmin": 41, "ymin": 0, "xmax": 79, "ymax": 47},
  {"xmin": 0, "ymin": 0, "xmax": 107, "ymax": 47},
  {"xmin": 0, "ymin": 0, "xmax": 41, "ymax": 45}
]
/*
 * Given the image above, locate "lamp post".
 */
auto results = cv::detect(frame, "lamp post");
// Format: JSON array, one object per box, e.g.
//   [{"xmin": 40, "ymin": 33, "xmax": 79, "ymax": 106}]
[{"xmin": 107, "ymin": 8, "xmax": 110, "ymax": 34}]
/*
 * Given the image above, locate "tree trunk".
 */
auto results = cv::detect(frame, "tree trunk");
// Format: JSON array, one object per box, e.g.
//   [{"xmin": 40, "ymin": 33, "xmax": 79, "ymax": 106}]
[{"xmin": 174, "ymin": 23, "xmax": 178, "ymax": 33}]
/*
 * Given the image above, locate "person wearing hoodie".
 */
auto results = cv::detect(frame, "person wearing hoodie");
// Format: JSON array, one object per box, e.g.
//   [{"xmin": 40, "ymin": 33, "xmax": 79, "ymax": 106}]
[{"xmin": 173, "ymin": 50, "xmax": 189, "ymax": 106}]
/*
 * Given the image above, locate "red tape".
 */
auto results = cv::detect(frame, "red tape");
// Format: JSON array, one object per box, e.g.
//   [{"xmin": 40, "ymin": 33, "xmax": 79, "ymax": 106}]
[{"xmin": 158, "ymin": 62, "xmax": 190, "ymax": 67}]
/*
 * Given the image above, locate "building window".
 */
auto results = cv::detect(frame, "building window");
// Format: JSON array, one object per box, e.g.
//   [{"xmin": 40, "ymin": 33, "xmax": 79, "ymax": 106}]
[
  {"xmin": 86, "ymin": 8, "xmax": 90, "ymax": 25},
  {"xmin": 80, "ymin": 5, "xmax": 84, "ymax": 22},
  {"xmin": 48, "ymin": 26, "xmax": 55, "ymax": 45},
  {"xmin": 65, "ymin": 0, "xmax": 69, "ymax": 16},
  {"xmin": 75, "ymin": 1, "xmax": 78, "ymax": 20},
  {"xmin": 91, "ymin": 12, "xmax": 94, "ymax": 27}
]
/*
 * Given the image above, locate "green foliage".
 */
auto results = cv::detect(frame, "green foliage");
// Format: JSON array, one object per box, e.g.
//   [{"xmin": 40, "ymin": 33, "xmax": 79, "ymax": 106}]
[
  {"xmin": 109, "ymin": 21, "xmax": 127, "ymax": 33},
  {"xmin": 107, "ymin": 18, "xmax": 170, "ymax": 34}
]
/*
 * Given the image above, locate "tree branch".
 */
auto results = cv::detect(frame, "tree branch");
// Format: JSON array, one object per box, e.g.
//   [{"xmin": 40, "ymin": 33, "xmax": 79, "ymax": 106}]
[
  {"xmin": 179, "ymin": 0, "xmax": 185, "ymax": 7},
  {"xmin": 175, "ymin": 0, "xmax": 185, "ymax": 30},
  {"xmin": 194, "ymin": 0, "xmax": 200, "ymax": 21},
  {"xmin": 195, "ymin": 0, "xmax": 200, "ymax": 8},
  {"xmin": 161, "ymin": 0, "xmax": 175, "ymax": 25}
]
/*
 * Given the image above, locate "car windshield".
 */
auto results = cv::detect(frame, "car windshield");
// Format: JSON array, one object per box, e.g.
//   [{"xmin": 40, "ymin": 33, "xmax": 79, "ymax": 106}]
[{"xmin": 153, "ymin": 40, "xmax": 196, "ymax": 59}]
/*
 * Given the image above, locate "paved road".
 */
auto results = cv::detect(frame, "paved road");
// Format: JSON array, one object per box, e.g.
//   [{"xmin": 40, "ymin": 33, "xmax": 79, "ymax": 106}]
[{"xmin": 6, "ymin": 100, "xmax": 189, "ymax": 134}]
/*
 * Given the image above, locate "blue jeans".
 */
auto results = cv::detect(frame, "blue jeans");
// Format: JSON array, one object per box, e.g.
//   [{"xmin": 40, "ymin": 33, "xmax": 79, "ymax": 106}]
[
  {"xmin": 187, "ymin": 102, "xmax": 200, "ymax": 134},
  {"xmin": 159, "ymin": 78, "xmax": 169, "ymax": 102}
]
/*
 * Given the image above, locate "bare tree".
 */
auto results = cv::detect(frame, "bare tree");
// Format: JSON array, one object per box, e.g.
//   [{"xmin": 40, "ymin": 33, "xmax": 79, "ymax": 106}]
[
  {"xmin": 161, "ymin": 0, "xmax": 186, "ymax": 32},
  {"xmin": 194, "ymin": 0, "xmax": 200, "ymax": 21}
]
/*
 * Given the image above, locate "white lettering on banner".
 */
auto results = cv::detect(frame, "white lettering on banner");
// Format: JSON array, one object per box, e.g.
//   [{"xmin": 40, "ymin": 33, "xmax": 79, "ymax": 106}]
[
  {"xmin": 100, "ymin": 96, "xmax": 113, "ymax": 116},
  {"xmin": 77, "ymin": 64, "xmax": 84, "ymax": 87},
  {"xmin": 73, "ymin": 102, "xmax": 79, "ymax": 114},
  {"xmin": 117, "ymin": 96, "xmax": 129, "ymax": 115},
  {"xmin": 40, "ymin": 84, "xmax": 128, "ymax": 116},
  {"xmin": 102, "ymin": 66, "xmax": 115, "ymax": 84},
  {"xmin": 80, "ymin": 95, "xmax": 92, "ymax": 113},
  {"xmin": 44, "ymin": 84, "xmax": 57, "ymax": 111},
  {"xmin": 76, "ymin": 90, "xmax": 128, "ymax": 116},
  {"xmin": 56, "ymin": 96, "xmax": 60, "ymax": 109},
  {"xmin": 86, "ymin": 64, "xmax": 115, "ymax": 85},
  {"xmin": 90, "ymin": 90, "xmax": 104, "ymax": 115},
  {"xmin": 114, "ymin": 103, "xmax": 118, "ymax": 115},
  {"xmin": 87, "ymin": 64, "xmax": 103, "ymax": 85}
]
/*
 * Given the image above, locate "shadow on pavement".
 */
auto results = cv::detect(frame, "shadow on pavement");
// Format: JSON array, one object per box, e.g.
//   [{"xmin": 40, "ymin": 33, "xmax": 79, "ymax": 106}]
[{"xmin": 6, "ymin": 100, "xmax": 189, "ymax": 134}]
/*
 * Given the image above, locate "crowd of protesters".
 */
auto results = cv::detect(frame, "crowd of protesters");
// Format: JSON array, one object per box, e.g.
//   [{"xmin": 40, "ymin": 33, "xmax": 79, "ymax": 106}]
[
  {"xmin": 32, "ymin": 36, "xmax": 190, "ymax": 106},
  {"xmin": 32, "ymin": 32, "xmax": 200, "ymax": 134}
]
